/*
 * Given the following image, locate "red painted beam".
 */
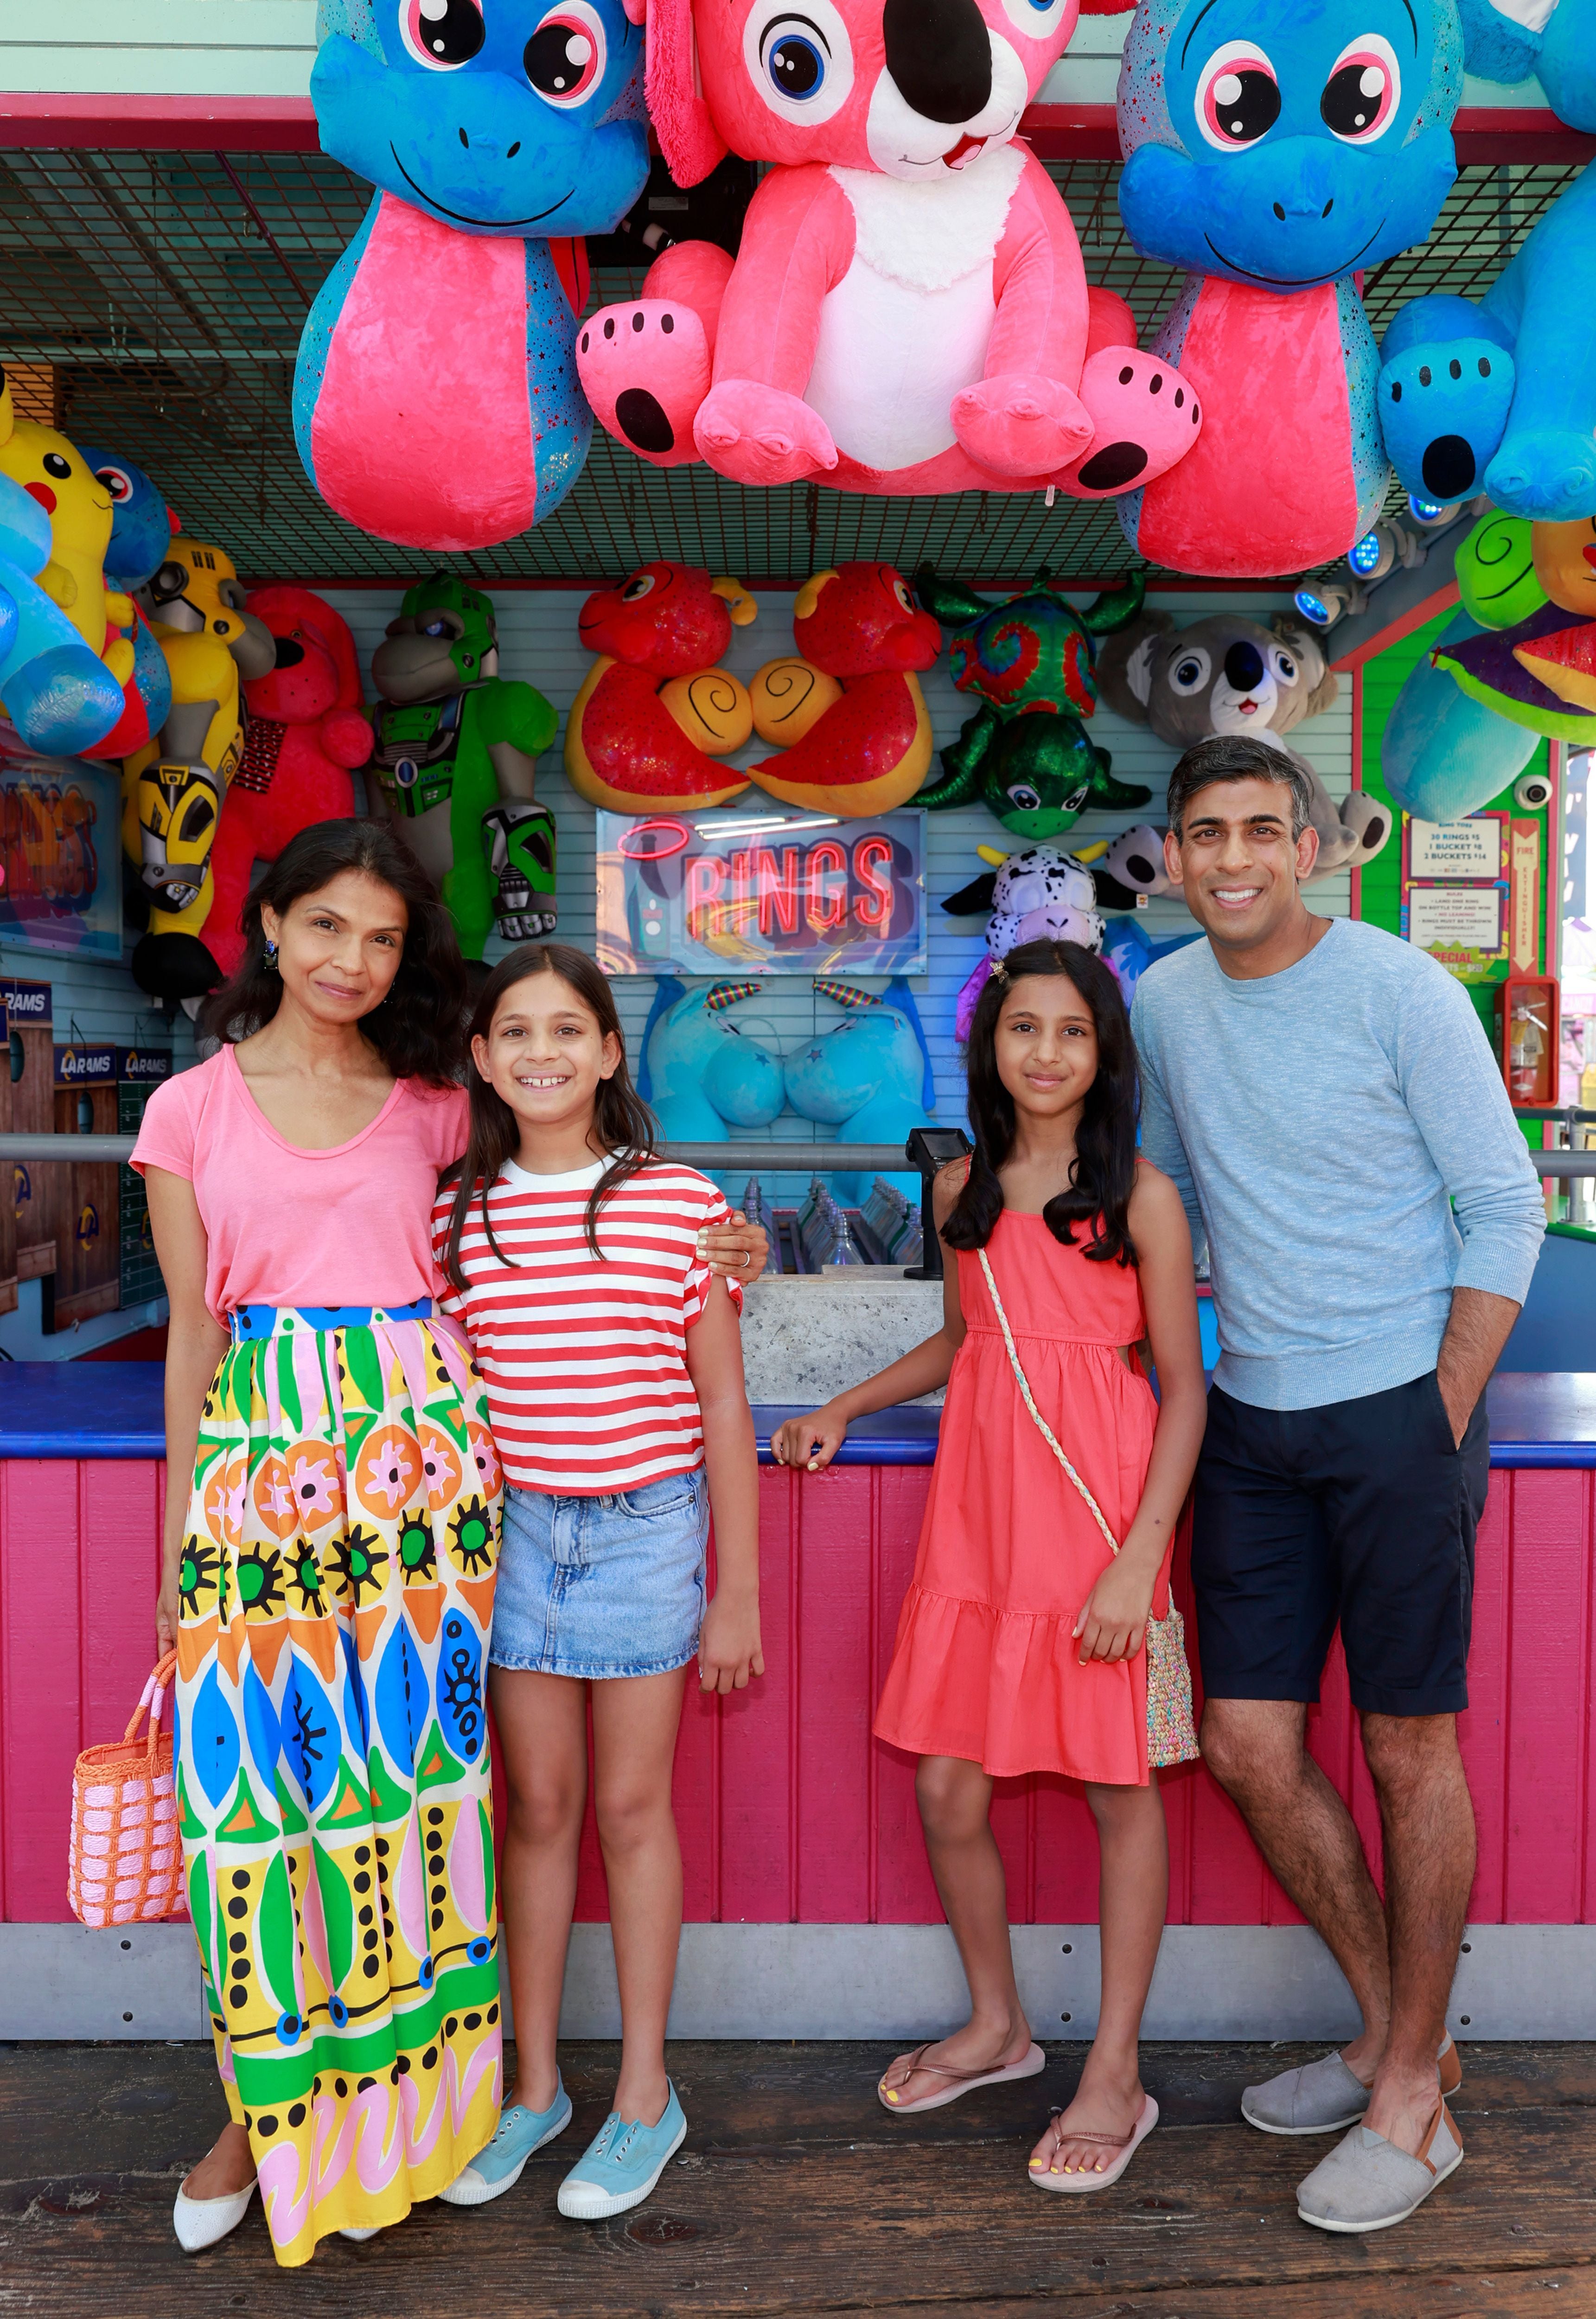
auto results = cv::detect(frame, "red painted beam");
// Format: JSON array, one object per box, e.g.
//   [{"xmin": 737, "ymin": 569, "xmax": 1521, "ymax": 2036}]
[
  {"xmin": 0, "ymin": 93, "xmax": 321, "ymax": 152},
  {"xmin": 1, "ymin": 90, "xmax": 1590, "ymax": 165}
]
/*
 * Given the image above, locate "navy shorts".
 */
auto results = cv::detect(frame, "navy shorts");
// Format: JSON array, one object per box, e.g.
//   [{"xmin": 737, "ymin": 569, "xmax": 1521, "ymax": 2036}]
[{"xmin": 1191, "ymin": 1372, "xmax": 1491, "ymax": 1719}]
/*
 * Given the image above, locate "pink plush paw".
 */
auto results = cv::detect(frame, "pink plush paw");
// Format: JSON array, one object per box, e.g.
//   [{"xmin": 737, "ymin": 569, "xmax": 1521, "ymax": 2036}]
[
  {"xmin": 694, "ymin": 382, "xmax": 838, "ymax": 487},
  {"xmin": 1053, "ymin": 347, "xmax": 1204, "ymax": 500},
  {"xmin": 951, "ymin": 372, "xmax": 1093, "ymax": 481},
  {"xmin": 575, "ymin": 301, "xmax": 710, "ymax": 468}
]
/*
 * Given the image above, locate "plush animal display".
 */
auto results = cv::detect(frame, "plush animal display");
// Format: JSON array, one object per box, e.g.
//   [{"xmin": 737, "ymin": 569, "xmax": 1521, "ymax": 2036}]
[
  {"xmin": 914, "ymin": 568, "xmax": 1151, "ymax": 838},
  {"xmin": 1433, "ymin": 516, "xmax": 1596, "ymax": 744},
  {"xmin": 294, "ymin": 0, "xmax": 650, "ymax": 551},
  {"xmin": 1380, "ymin": 511, "xmax": 1542, "ymax": 820},
  {"xmin": 639, "ymin": 977, "xmax": 787, "ymax": 1138},
  {"xmin": 370, "ymin": 575, "xmax": 559, "ymax": 957},
  {"xmin": 0, "ymin": 471, "xmax": 123, "ymax": 758},
  {"xmin": 565, "ymin": 562, "xmax": 758, "ymax": 813},
  {"xmin": 125, "ymin": 538, "xmax": 277, "ymax": 999},
  {"xmin": 1112, "ymin": 0, "xmax": 1464, "ymax": 577},
  {"xmin": 783, "ymin": 976, "xmax": 936, "ymax": 1202},
  {"xmin": 200, "ymin": 588, "xmax": 372, "ymax": 980},
  {"xmin": 1096, "ymin": 609, "xmax": 1393, "ymax": 881},
  {"xmin": 747, "ymin": 564, "xmax": 941, "ymax": 815},
  {"xmin": 0, "ymin": 387, "xmax": 161, "ymax": 759},
  {"xmin": 1378, "ymin": 0, "xmax": 1596, "ymax": 521},
  {"xmin": 572, "ymin": 0, "xmax": 1203, "ymax": 501}
]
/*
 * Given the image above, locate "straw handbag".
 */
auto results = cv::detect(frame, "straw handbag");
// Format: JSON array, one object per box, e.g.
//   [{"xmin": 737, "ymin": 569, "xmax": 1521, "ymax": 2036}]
[
  {"xmin": 977, "ymin": 1249, "xmax": 1200, "ymax": 1768},
  {"xmin": 69, "ymin": 1651, "xmax": 185, "ymax": 1926}
]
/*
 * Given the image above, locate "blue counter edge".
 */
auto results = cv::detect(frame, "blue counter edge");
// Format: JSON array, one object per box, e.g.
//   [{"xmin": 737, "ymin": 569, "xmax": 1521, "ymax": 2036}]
[{"xmin": 2, "ymin": 1369, "xmax": 1594, "ymax": 1469}]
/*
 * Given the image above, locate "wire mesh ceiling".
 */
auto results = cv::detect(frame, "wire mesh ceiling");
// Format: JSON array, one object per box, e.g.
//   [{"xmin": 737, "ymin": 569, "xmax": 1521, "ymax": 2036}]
[{"xmin": 0, "ymin": 147, "xmax": 1577, "ymax": 588}]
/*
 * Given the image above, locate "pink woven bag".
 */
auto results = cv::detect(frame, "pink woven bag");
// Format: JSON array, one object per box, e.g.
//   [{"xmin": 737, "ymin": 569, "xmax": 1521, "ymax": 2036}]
[{"xmin": 68, "ymin": 1650, "xmax": 185, "ymax": 1926}]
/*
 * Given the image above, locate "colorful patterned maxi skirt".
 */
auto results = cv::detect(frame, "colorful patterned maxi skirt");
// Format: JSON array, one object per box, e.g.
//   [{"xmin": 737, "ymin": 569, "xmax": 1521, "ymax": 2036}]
[{"xmin": 172, "ymin": 1300, "xmax": 504, "ymax": 2266}]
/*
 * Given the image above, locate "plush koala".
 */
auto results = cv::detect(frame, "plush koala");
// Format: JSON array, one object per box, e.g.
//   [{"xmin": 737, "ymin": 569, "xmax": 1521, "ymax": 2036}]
[{"xmin": 1096, "ymin": 611, "xmax": 1393, "ymax": 882}]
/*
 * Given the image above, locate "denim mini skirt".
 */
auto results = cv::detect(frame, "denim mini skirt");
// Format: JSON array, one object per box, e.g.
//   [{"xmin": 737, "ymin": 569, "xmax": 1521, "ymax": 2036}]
[{"xmin": 489, "ymin": 1467, "xmax": 709, "ymax": 1680}]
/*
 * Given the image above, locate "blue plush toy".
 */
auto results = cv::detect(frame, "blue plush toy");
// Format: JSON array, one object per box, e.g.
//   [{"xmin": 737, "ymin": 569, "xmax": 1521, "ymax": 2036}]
[
  {"xmin": 0, "ymin": 475, "xmax": 124, "ymax": 756},
  {"xmin": 639, "ymin": 979, "xmax": 786, "ymax": 1142},
  {"xmin": 1100, "ymin": 917, "xmax": 1203, "ymax": 1009},
  {"xmin": 1112, "ymin": 0, "xmax": 1462, "ymax": 577},
  {"xmin": 783, "ymin": 978, "xmax": 936, "ymax": 1206},
  {"xmin": 71, "ymin": 444, "xmax": 175, "ymax": 750},
  {"xmin": 294, "ymin": 0, "xmax": 649, "ymax": 552},
  {"xmin": 77, "ymin": 445, "xmax": 174, "ymax": 591},
  {"xmin": 1379, "ymin": 0, "xmax": 1596, "ymax": 521}
]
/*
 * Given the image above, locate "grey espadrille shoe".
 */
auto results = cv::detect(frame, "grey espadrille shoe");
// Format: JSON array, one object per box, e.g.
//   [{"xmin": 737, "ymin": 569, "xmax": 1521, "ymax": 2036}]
[
  {"xmin": 1242, "ymin": 2035, "xmax": 1459, "ymax": 2137},
  {"xmin": 1296, "ymin": 2100, "xmax": 1463, "ymax": 2233}
]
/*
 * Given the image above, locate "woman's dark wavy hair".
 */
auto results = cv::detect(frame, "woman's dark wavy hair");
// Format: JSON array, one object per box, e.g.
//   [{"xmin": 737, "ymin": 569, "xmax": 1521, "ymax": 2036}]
[
  {"xmin": 439, "ymin": 942, "xmax": 658, "ymax": 1288},
  {"xmin": 942, "ymin": 939, "xmax": 1141, "ymax": 1267},
  {"xmin": 198, "ymin": 819, "xmax": 469, "ymax": 1085}
]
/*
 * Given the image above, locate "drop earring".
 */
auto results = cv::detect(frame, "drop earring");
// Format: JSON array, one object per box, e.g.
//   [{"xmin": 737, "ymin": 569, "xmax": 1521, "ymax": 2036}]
[{"xmin": 263, "ymin": 940, "xmax": 280, "ymax": 974}]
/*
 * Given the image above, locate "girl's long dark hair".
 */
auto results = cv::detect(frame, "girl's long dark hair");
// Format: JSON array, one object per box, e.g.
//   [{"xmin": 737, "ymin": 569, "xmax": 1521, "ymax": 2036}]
[
  {"xmin": 440, "ymin": 942, "xmax": 658, "ymax": 1288},
  {"xmin": 198, "ymin": 819, "xmax": 469, "ymax": 1085},
  {"xmin": 943, "ymin": 939, "xmax": 1140, "ymax": 1266}
]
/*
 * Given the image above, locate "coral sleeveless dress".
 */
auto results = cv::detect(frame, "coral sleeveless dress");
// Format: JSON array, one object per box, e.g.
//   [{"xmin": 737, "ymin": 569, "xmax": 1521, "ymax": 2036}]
[{"xmin": 873, "ymin": 1207, "xmax": 1170, "ymax": 1786}]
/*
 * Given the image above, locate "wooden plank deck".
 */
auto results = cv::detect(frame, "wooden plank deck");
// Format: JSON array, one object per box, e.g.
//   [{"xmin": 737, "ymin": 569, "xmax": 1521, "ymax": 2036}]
[{"xmin": 0, "ymin": 2041, "xmax": 1591, "ymax": 2313}]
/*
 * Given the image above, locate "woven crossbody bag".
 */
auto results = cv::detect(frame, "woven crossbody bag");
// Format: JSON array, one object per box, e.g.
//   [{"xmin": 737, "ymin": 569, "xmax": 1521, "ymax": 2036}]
[{"xmin": 977, "ymin": 1249, "xmax": 1200, "ymax": 1769}]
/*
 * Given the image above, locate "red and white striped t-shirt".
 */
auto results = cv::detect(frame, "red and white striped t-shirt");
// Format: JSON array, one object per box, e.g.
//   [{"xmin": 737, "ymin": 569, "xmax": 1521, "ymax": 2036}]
[{"xmin": 431, "ymin": 1156, "xmax": 743, "ymax": 1495}]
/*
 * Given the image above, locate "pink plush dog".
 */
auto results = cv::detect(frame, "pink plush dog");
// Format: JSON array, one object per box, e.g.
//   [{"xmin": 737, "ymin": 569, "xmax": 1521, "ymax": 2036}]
[{"xmin": 576, "ymin": 0, "xmax": 1200, "ymax": 499}]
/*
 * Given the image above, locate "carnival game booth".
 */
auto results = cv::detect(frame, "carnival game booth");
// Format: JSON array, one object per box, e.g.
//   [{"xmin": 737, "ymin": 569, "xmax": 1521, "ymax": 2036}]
[
  {"xmin": 0, "ymin": 0, "xmax": 1595, "ymax": 2039},
  {"xmin": 0, "ymin": 1350, "xmax": 1594, "ymax": 2044}
]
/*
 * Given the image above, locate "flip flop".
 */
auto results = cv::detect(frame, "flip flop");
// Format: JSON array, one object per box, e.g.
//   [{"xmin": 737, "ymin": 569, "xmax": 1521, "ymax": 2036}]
[
  {"xmin": 1029, "ymin": 2093, "xmax": 1159, "ymax": 2193},
  {"xmin": 878, "ymin": 2039, "xmax": 1046, "ymax": 2114}
]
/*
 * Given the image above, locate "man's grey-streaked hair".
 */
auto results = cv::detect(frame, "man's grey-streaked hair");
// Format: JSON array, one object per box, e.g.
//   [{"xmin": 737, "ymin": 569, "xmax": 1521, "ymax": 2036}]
[{"xmin": 1166, "ymin": 735, "xmax": 1315, "ymax": 842}]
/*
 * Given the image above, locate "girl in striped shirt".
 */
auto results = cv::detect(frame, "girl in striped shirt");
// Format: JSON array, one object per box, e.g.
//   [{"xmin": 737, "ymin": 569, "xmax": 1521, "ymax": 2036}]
[{"xmin": 431, "ymin": 944, "xmax": 762, "ymax": 2223}]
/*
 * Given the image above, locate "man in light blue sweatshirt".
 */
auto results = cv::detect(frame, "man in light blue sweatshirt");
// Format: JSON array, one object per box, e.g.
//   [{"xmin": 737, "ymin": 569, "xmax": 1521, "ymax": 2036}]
[{"xmin": 1131, "ymin": 734, "xmax": 1544, "ymax": 2236}]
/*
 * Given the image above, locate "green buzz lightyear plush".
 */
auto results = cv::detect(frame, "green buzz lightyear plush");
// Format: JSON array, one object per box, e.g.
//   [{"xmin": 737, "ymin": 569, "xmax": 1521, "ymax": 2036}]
[{"xmin": 369, "ymin": 573, "xmax": 559, "ymax": 955}]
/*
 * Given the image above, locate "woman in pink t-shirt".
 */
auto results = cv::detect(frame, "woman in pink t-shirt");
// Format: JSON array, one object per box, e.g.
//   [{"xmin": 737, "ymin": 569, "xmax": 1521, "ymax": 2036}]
[{"xmin": 133, "ymin": 818, "xmax": 764, "ymax": 2265}]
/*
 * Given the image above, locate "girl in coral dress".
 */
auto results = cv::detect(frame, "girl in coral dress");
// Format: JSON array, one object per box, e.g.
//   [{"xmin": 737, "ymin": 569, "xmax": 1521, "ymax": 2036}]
[{"xmin": 775, "ymin": 940, "xmax": 1207, "ymax": 2193}]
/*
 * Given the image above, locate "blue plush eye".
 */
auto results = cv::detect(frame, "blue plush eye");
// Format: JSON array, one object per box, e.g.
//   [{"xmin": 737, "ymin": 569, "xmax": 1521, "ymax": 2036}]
[{"xmin": 763, "ymin": 22, "xmax": 826, "ymax": 99}]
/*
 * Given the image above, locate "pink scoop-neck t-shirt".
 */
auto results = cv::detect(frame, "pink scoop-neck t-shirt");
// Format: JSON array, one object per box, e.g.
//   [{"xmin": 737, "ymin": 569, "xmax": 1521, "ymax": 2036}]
[{"xmin": 131, "ymin": 1045, "xmax": 470, "ymax": 1323}]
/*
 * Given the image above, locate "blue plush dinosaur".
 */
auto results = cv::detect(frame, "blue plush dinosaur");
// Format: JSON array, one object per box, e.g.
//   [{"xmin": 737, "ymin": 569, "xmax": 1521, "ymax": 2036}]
[
  {"xmin": 1111, "ymin": 0, "xmax": 1463, "ymax": 577},
  {"xmin": 1379, "ymin": 0, "xmax": 1596, "ymax": 521},
  {"xmin": 294, "ymin": 0, "xmax": 649, "ymax": 553}
]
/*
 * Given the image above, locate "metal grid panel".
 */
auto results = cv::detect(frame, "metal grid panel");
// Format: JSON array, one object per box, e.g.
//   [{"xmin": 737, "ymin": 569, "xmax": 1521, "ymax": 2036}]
[{"xmin": 0, "ymin": 148, "xmax": 1578, "ymax": 585}]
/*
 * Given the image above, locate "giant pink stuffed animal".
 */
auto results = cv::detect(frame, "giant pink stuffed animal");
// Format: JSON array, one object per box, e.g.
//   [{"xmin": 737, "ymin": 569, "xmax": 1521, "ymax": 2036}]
[{"xmin": 575, "ymin": 0, "xmax": 1200, "ymax": 501}]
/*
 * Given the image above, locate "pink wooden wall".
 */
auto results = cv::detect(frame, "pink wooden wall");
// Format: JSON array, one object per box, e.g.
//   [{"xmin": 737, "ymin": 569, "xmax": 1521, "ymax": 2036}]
[{"xmin": 4, "ymin": 1458, "xmax": 1593, "ymax": 1927}]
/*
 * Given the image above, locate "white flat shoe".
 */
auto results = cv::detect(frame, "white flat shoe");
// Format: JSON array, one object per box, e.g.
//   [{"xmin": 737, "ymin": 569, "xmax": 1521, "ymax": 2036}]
[
  {"xmin": 172, "ymin": 2178, "xmax": 257, "ymax": 2253},
  {"xmin": 338, "ymin": 2226, "xmax": 381, "ymax": 2240}
]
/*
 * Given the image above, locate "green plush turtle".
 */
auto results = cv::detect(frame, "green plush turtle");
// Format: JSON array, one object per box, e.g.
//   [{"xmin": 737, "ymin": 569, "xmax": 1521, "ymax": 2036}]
[{"xmin": 914, "ymin": 568, "xmax": 1153, "ymax": 839}]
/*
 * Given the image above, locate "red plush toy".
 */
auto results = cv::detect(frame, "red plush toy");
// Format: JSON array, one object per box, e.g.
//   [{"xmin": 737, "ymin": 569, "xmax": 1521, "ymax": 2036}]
[
  {"xmin": 747, "ymin": 564, "xmax": 941, "ymax": 816},
  {"xmin": 564, "ymin": 561, "xmax": 760, "ymax": 812},
  {"xmin": 204, "ymin": 585, "xmax": 371, "ymax": 976}
]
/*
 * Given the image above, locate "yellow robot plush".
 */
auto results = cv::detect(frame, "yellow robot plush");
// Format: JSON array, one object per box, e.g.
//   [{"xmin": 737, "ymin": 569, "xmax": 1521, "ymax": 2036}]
[{"xmin": 125, "ymin": 538, "xmax": 274, "ymax": 1000}]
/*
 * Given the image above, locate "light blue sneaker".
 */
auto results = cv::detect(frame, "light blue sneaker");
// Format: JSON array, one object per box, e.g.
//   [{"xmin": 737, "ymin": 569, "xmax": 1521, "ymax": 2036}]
[
  {"xmin": 556, "ymin": 2083, "xmax": 687, "ymax": 2220},
  {"xmin": 437, "ymin": 2077, "xmax": 574, "ymax": 2206}
]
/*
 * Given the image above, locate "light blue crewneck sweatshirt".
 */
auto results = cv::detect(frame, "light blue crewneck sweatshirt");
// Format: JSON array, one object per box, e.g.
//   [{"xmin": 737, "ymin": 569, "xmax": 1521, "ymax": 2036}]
[{"xmin": 1130, "ymin": 916, "xmax": 1545, "ymax": 1411}]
